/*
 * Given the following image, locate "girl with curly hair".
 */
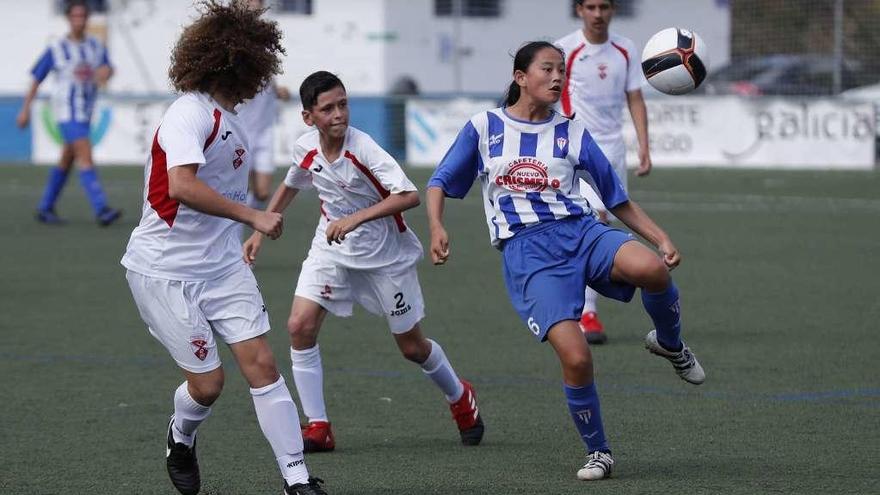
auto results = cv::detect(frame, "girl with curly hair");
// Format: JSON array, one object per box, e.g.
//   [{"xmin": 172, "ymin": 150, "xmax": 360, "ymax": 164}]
[{"xmin": 121, "ymin": 2, "xmax": 328, "ymax": 494}]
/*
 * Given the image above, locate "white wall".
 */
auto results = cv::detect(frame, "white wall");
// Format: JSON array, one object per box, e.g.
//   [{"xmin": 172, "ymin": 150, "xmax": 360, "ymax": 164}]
[{"xmin": 1, "ymin": 0, "xmax": 729, "ymax": 96}]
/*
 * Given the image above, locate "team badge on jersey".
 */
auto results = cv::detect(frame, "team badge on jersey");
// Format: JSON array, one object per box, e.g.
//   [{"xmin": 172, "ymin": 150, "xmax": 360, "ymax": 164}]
[
  {"xmin": 556, "ymin": 137, "xmax": 568, "ymax": 152},
  {"xmin": 190, "ymin": 336, "xmax": 209, "ymax": 361},
  {"xmin": 495, "ymin": 158, "xmax": 561, "ymax": 193},
  {"xmin": 598, "ymin": 63, "xmax": 608, "ymax": 80},
  {"xmin": 233, "ymin": 146, "xmax": 246, "ymax": 169}
]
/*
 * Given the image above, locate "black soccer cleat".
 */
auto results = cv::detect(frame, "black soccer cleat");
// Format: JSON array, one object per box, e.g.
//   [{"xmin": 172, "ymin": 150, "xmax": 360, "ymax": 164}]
[
  {"xmin": 284, "ymin": 477, "xmax": 328, "ymax": 495},
  {"xmin": 460, "ymin": 414, "xmax": 485, "ymax": 446},
  {"xmin": 166, "ymin": 418, "xmax": 200, "ymax": 495},
  {"xmin": 97, "ymin": 207, "xmax": 122, "ymax": 227},
  {"xmin": 35, "ymin": 209, "xmax": 65, "ymax": 225}
]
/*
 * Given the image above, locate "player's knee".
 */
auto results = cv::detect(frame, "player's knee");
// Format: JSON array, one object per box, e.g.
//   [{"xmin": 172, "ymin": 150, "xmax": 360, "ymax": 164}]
[
  {"xmin": 399, "ymin": 339, "xmax": 430, "ymax": 364},
  {"xmin": 189, "ymin": 375, "xmax": 224, "ymax": 405},
  {"xmin": 641, "ymin": 257, "xmax": 670, "ymax": 292},
  {"xmin": 561, "ymin": 351, "xmax": 593, "ymax": 378},
  {"xmin": 288, "ymin": 314, "xmax": 319, "ymax": 342}
]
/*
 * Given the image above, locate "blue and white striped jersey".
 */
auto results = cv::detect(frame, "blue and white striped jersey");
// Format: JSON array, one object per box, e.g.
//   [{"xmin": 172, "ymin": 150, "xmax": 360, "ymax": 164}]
[
  {"xmin": 428, "ymin": 108, "xmax": 628, "ymax": 247},
  {"xmin": 31, "ymin": 36, "xmax": 111, "ymax": 123}
]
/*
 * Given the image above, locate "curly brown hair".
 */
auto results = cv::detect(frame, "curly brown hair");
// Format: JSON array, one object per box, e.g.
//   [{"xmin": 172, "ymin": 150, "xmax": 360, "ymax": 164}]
[{"xmin": 169, "ymin": 0, "xmax": 285, "ymax": 104}]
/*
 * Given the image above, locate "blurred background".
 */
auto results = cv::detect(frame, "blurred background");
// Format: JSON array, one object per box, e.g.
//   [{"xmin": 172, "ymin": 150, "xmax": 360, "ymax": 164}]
[{"xmin": 0, "ymin": 0, "xmax": 877, "ymax": 170}]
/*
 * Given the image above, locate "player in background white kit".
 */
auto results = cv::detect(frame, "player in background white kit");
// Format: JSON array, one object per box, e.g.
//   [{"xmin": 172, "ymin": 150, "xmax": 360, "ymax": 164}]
[
  {"xmin": 555, "ymin": 0, "xmax": 653, "ymax": 344},
  {"xmin": 244, "ymin": 71, "xmax": 484, "ymax": 453},
  {"xmin": 120, "ymin": 3, "xmax": 327, "ymax": 495},
  {"xmin": 238, "ymin": 0, "xmax": 291, "ymax": 211}
]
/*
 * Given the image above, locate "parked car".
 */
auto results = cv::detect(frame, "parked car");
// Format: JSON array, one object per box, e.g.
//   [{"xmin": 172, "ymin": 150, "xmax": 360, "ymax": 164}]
[{"xmin": 700, "ymin": 54, "xmax": 867, "ymax": 96}]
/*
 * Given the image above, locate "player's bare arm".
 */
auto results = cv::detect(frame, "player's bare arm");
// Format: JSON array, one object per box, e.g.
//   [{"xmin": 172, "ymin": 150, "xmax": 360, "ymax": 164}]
[
  {"xmin": 244, "ymin": 183, "xmax": 299, "ymax": 264},
  {"xmin": 168, "ymin": 164, "xmax": 283, "ymax": 239},
  {"xmin": 325, "ymin": 190, "xmax": 419, "ymax": 244},
  {"xmin": 426, "ymin": 186, "xmax": 450, "ymax": 265},
  {"xmin": 94, "ymin": 65, "xmax": 113, "ymax": 86},
  {"xmin": 626, "ymin": 89, "xmax": 652, "ymax": 177},
  {"xmin": 610, "ymin": 200, "xmax": 680, "ymax": 268},
  {"xmin": 16, "ymin": 80, "xmax": 41, "ymax": 128}
]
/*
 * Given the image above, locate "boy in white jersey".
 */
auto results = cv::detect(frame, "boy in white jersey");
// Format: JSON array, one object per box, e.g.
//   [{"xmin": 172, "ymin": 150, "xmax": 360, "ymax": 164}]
[
  {"xmin": 244, "ymin": 71, "xmax": 483, "ymax": 452},
  {"xmin": 120, "ymin": 3, "xmax": 326, "ymax": 494},
  {"xmin": 555, "ymin": 0, "xmax": 653, "ymax": 344},
  {"xmin": 17, "ymin": 0, "xmax": 121, "ymax": 226},
  {"xmin": 427, "ymin": 41, "xmax": 704, "ymax": 481}
]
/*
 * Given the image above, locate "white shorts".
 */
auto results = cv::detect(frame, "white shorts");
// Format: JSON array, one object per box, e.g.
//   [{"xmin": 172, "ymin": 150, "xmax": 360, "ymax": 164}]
[
  {"xmin": 251, "ymin": 129, "xmax": 275, "ymax": 174},
  {"xmin": 295, "ymin": 256, "xmax": 425, "ymax": 334},
  {"xmin": 125, "ymin": 263, "xmax": 271, "ymax": 373}
]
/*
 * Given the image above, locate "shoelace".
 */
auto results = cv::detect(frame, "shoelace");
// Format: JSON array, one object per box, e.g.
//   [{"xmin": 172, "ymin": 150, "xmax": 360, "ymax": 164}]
[
  {"xmin": 584, "ymin": 452, "xmax": 612, "ymax": 470},
  {"xmin": 671, "ymin": 348, "xmax": 696, "ymax": 370}
]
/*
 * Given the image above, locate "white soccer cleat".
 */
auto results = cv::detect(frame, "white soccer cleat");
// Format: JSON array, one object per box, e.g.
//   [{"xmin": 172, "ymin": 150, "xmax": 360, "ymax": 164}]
[
  {"xmin": 645, "ymin": 330, "xmax": 706, "ymax": 385},
  {"xmin": 577, "ymin": 451, "xmax": 614, "ymax": 481}
]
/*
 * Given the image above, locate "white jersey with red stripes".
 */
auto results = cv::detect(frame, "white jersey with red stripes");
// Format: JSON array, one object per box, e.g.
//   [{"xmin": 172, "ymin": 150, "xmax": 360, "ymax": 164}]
[
  {"xmin": 284, "ymin": 126, "xmax": 422, "ymax": 270},
  {"xmin": 121, "ymin": 92, "xmax": 251, "ymax": 281},
  {"xmin": 555, "ymin": 30, "xmax": 642, "ymax": 142}
]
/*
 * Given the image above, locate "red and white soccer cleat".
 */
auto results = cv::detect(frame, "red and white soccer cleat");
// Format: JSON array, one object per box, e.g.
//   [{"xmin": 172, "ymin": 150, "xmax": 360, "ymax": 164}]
[
  {"xmin": 301, "ymin": 421, "xmax": 335, "ymax": 453},
  {"xmin": 449, "ymin": 380, "xmax": 484, "ymax": 446},
  {"xmin": 580, "ymin": 312, "xmax": 608, "ymax": 345}
]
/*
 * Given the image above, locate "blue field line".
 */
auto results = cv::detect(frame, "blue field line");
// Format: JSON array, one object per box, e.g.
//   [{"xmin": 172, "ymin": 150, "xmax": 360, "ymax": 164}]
[{"xmin": 3, "ymin": 352, "xmax": 879, "ymax": 407}]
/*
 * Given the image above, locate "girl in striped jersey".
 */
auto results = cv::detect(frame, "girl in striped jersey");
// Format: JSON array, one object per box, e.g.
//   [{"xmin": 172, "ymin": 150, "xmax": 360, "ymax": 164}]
[
  {"xmin": 17, "ymin": 0, "xmax": 121, "ymax": 226},
  {"xmin": 427, "ymin": 41, "xmax": 706, "ymax": 481}
]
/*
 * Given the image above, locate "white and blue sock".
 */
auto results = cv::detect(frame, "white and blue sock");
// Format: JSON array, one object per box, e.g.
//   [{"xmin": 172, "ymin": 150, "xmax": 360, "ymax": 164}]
[
  {"xmin": 78, "ymin": 169, "xmax": 108, "ymax": 215},
  {"xmin": 564, "ymin": 382, "xmax": 609, "ymax": 454},
  {"xmin": 420, "ymin": 339, "xmax": 465, "ymax": 402},
  {"xmin": 641, "ymin": 281, "xmax": 683, "ymax": 352},
  {"xmin": 250, "ymin": 376, "xmax": 309, "ymax": 486},
  {"xmin": 38, "ymin": 167, "xmax": 69, "ymax": 212},
  {"xmin": 172, "ymin": 382, "xmax": 212, "ymax": 447}
]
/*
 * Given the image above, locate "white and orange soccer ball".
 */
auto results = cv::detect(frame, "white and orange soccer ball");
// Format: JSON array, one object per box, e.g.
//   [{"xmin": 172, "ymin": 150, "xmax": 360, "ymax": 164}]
[{"xmin": 641, "ymin": 27, "xmax": 709, "ymax": 95}]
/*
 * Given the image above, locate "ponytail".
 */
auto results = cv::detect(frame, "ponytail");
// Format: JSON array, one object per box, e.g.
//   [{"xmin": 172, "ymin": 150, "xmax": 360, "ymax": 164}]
[{"xmin": 504, "ymin": 80, "xmax": 521, "ymax": 107}]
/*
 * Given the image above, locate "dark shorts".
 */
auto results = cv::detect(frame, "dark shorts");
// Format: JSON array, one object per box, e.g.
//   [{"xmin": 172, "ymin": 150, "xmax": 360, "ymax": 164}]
[{"xmin": 501, "ymin": 215, "xmax": 637, "ymax": 341}]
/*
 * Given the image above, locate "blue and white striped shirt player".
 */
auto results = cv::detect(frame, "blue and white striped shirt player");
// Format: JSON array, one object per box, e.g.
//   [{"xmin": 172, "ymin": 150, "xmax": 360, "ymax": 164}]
[
  {"xmin": 31, "ymin": 35, "xmax": 111, "ymax": 127},
  {"xmin": 428, "ymin": 108, "xmax": 629, "ymax": 247}
]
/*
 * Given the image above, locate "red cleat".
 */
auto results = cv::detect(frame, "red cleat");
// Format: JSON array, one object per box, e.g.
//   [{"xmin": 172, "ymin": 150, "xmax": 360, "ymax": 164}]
[
  {"xmin": 301, "ymin": 421, "xmax": 335, "ymax": 453},
  {"xmin": 580, "ymin": 312, "xmax": 608, "ymax": 345},
  {"xmin": 449, "ymin": 380, "xmax": 484, "ymax": 446}
]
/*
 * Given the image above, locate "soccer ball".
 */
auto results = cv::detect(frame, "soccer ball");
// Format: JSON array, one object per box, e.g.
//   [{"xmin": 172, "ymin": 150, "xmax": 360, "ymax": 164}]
[{"xmin": 641, "ymin": 27, "xmax": 709, "ymax": 95}]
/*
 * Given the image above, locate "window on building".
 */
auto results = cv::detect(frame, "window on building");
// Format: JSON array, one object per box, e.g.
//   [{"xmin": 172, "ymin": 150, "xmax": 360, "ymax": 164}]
[
  {"xmin": 56, "ymin": 0, "xmax": 108, "ymax": 13},
  {"xmin": 570, "ymin": 0, "xmax": 636, "ymax": 19},
  {"xmin": 275, "ymin": 0, "xmax": 313, "ymax": 15},
  {"xmin": 435, "ymin": 0, "xmax": 502, "ymax": 18}
]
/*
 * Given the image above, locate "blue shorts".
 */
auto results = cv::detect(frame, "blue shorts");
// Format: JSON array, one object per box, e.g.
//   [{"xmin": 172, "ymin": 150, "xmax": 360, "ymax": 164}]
[
  {"xmin": 501, "ymin": 215, "xmax": 637, "ymax": 342},
  {"xmin": 58, "ymin": 121, "xmax": 91, "ymax": 144}
]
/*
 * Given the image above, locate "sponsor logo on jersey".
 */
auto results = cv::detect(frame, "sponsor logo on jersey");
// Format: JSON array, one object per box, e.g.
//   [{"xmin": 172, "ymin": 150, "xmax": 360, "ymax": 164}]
[
  {"xmin": 598, "ymin": 63, "xmax": 608, "ymax": 80},
  {"xmin": 221, "ymin": 131, "xmax": 232, "ymax": 141},
  {"xmin": 488, "ymin": 133, "xmax": 504, "ymax": 147},
  {"xmin": 313, "ymin": 164, "xmax": 323, "ymax": 173},
  {"xmin": 190, "ymin": 336, "xmax": 209, "ymax": 361},
  {"xmin": 495, "ymin": 158, "xmax": 561, "ymax": 192},
  {"xmin": 73, "ymin": 62, "xmax": 93, "ymax": 83},
  {"xmin": 233, "ymin": 146, "xmax": 246, "ymax": 169}
]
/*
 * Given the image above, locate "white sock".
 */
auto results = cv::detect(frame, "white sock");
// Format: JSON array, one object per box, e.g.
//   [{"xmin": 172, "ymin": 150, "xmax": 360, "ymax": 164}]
[
  {"xmin": 583, "ymin": 286, "xmax": 599, "ymax": 314},
  {"xmin": 421, "ymin": 339, "xmax": 465, "ymax": 402},
  {"xmin": 172, "ymin": 382, "xmax": 211, "ymax": 447},
  {"xmin": 250, "ymin": 377, "xmax": 309, "ymax": 486},
  {"xmin": 291, "ymin": 345, "xmax": 328, "ymax": 423}
]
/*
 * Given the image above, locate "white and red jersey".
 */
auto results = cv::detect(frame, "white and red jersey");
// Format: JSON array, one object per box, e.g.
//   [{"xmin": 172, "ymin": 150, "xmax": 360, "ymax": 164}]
[
  {"xmin": 121, "ymin": 92, "xmax": 251, "ymax": 281},
  {"xmin": 284, "ymin": 127, "xmax": 423, "ymax": 270},
  {"xmin": 555, "ymin": 30, "xmax": 642, "ymax": 143}
]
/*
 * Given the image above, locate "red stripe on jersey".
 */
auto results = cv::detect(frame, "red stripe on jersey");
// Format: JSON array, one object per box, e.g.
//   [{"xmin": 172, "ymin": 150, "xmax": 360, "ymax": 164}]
[
  {"xmin": 562, "ymin": 43, "xmax": 586, "ymax": 118},
  {"xmin": 611, "ymin": 41, "xmax": 630, "ymax": 68},
  {"xmin": 147, "ymin": 129, "xmax": 180, "ymax": 227},
  {"xmin": 202, "ymin": 109, "xmax": 222, "ymax": 151},
  {"xmin": 299, "ymin": 149, "xmax": 319, "ymax": 170},
  {"xmin": 344, "ymin": 150, "xmax": 406, "ymax": 233},
  {"xmin": 319, "ymin": 199, "xmax": 329, "ymax": 219}
]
